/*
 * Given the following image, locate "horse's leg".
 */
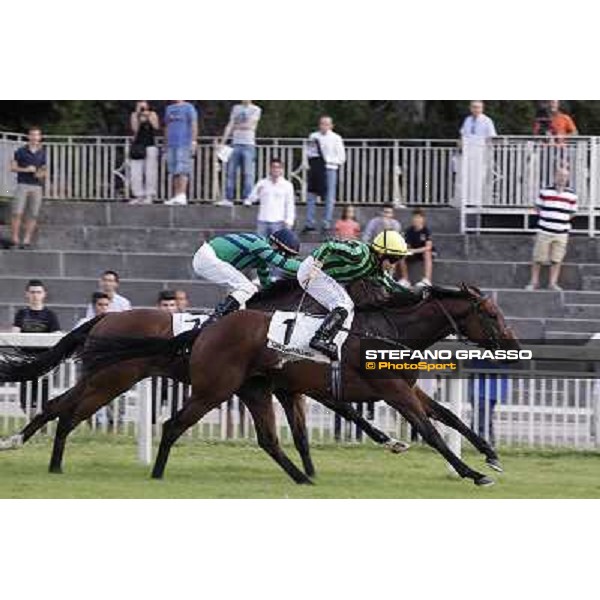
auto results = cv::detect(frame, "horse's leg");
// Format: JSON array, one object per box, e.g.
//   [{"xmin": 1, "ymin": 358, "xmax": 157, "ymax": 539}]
[
  {"xmin": 374, "ymin": 380, "xmax": 494, "ymax": 486},
  {"xmin": 244, "ymin": 389, "xmax": 312, "ymax": 484},
  {"xmin": 47, "ymin": 364, "xmax": 147, "ymax": 473},
  {"xmin": 414, "ymin": 386, "xmax": 503, "ymax": 472},
  {"xmin": 0, "ymin": 381, "xmax": 87, "ymax": 451},
  {"xmin": 151, "ymin": 393, "xmax": 225, "ymax": 480},
  {"xmin": 275, "ymin": 391, "xmax": 316, "ymax": 478},
  {"xmin": 319, "ymin": 398, "xmax": 410, "ymax": 454}
]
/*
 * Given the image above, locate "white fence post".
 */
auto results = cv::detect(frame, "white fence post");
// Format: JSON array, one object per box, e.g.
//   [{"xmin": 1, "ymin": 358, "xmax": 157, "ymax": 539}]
[
  {"xmin": 137, "ymin": 378, "xmax": 153, "ymax": 465},
  {"xmin": 447, "ymin": 375, "xmax": 464, "ymax": 474}
]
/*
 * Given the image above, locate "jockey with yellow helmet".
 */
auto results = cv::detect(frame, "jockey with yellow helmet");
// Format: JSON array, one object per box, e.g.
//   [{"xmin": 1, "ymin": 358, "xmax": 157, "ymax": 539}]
[{"xmin": 297, "ymin": 230, "xmax": 411, "ymax": 360}]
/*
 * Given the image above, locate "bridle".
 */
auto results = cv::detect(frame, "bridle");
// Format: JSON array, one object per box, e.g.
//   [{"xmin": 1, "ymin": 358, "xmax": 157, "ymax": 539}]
[{"xmin": 434, "ymin": 295, "xmax": 508, "ymax": 350}]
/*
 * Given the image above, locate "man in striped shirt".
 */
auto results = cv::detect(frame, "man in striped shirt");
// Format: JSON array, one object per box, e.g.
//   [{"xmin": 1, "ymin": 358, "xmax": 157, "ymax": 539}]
[
  {"xmin": 526, "ymin": 167, "xmax": 577, "ymax": 291},
  {"xmin": 192, "ymin": 229, "xmax": 301, "ymax": 323},
  {"xmin": 297, "ymin": 231, "xmax": 410, "ymax": 360}
]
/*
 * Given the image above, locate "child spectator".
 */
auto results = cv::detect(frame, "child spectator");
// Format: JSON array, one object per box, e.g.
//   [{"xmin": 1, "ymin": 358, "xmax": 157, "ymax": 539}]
[
  {"xmin": 334, "ymin": 206, "xmax": 361, "ymax": 240},
  {"xmin": 398, "ymin": 209, "xmax": 434, "ymax": 289},
  {"xmin": 12, "ymin": 279, "xmax": 61, "ymax": 333},
  {"xmin": 362, "ymin": 204, "xmax": 401, "ymax": 243}
]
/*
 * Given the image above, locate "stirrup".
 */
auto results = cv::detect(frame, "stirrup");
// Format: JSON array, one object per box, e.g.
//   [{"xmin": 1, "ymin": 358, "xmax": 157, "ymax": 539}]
[{"xmin": 309, "ymin": 337, "xmax": 339, "ymax": 361}]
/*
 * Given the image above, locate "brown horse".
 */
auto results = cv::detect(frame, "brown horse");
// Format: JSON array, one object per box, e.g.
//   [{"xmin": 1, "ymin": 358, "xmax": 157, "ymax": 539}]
[
  {"xmin": 82, "ymin": 283, "xmax": 519, "ymax": 486},
  {"xmin": 0, "ymin": 282, "xmax": 407, "ymax": 477}
]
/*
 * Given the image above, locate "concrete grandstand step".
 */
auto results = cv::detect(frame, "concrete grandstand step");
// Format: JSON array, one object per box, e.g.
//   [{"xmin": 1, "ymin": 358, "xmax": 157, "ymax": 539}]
[
  {"xmin": 466, "ymin": 234, "xmax": 600, "ymax": 263},
  {"xmin": 545, "ymin": 318, "xmax": 600, "ymax": 334},
  {"xmin": 545, "ymin": 331, "xmax": 595, "ymax": 341},
  {"xmin": 564, "ymin": 304, "xmax": 600, "ymax": 320},
  {"xmin": 0, "ymin": 277, "xmax": 225, "ymax": 307},
  {"xmin": 495, "ymin": 290, "xmax": 564, "ymax": 318},
  {"xmin": 582, "ymin": 276, "xmax": 600, "ymax": 291},
  {"xmin": 5, "ymin": 201, "xmax": 462, "ymax": 233},
  {"xmin": 563, "ymin": 291, "xmax": 600, "ymax": 304}
]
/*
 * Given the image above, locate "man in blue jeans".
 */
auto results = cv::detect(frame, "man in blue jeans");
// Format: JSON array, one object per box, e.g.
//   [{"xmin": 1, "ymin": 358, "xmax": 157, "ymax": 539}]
[
  {"xmin": 302, "ymin": 116, "xmax": 346, "ymax": 235},
  {"xmin": 217, "ymin": 101, "xmax": 262, "ymax": 206},
  {"xmin": 163, "ymin": 101, "xmax": 199, "ymax": 206},
  {"xmin": 468, "ymin": 359, "xmax": 508, "ymax": 448}
]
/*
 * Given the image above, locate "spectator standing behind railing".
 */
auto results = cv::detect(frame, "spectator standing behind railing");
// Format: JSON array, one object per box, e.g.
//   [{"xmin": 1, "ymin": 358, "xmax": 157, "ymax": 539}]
[
  {"xmin": 73, "ymin": 292, "xmax": 110, "ymax": 328},
  {"xmin": 459, "ymin": 101, "xmax": 497, "ymax": 207},
  {"xmin": 302, "ymin": 116, "xmax": 346, "ymax": 235},
  {"xmin": 243, "ymin": 158, "xmax": 295, "ymax": 236},
  {"xmin": 362, "ymin": 204, "xmax": 401, "ymax": 243},
  {"xmin": 174, "ymin": 289, "xmax": 189, "ymax": 313},
  {"xmin": 163, "ymin": 101, "xmax": 199, "ymax": 206},
  {"xmin": 526, "ymin": 166, "xmax": 577, "ymax": 291},
  {"xmin": 468, "ymin": 359, "xmax": 508, "ymax": 448},
  {"xmin": 533, "ymin": 100, "xmax": 578, "ymax": 138},
  {"xmin": 216, "ymin": 101, "xmax": 262, "ymax": 207},
  {"xmin": 12, "ymin": 279, "xmax": 60, "ymax": 418},
  {"xmin": 156, "ymin": 290, "xmax": 178, "ymax": 313},
  {"xmin": 85, "ymin": 270, "xmax": 132, "ymax": 318},
  {"xmin": 10, "ymin": 127, "xmax": 46, "ymax": 249},
  {"xmin": 334, "ymin": 206, "xmax": 361, "ymax": 240},
  {"xmin": 12, "ymin": 279, "xmax": 61, "ymax": 333},
  {"xmin": 129, "ymin": 101, "xmax": 160, "ymax": 204}
]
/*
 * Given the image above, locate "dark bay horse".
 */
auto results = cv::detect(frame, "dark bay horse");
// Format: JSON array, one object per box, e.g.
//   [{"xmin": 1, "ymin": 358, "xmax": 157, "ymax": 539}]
[
  {"xmin": 83, "ymin": 283, "xmax": 519, "ymax": 486},
  {"xmin": 0, "ymin": 281, "xmax": 407, "ymax": 477}
]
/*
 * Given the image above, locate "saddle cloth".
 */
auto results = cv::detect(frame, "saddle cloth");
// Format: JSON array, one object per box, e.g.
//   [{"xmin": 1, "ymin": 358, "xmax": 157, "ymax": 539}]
[
  {"xmin": 267, "ymin": 311, "xmax": 349, "ymax": 364},
  {"xmin": 172, "ymin": 313, "xmax": 208, "ymax": 337}
]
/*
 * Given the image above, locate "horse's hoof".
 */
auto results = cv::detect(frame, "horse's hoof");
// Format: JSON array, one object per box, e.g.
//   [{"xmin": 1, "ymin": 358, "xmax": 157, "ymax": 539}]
[
  {"xmin": 48, "ymin": 467, "xmax": 63, "ymax": 475},
  {"xmin": 296, "ymin": 476, "xmax": 314, "ymax": 485},
  {"xmin": 486, "ymin": 457, "xmax": 504, "ymax": 473},
  {"xmin": 383, "ymin": 439, "xmax": 410, "ymax": 454},
  {"xmin": 474, "ymin": 475, "xmax": 495, "ymax": 487},
  {"xmin": 0, "ymin": 434, "xmax": 24, "ymax": 451}
]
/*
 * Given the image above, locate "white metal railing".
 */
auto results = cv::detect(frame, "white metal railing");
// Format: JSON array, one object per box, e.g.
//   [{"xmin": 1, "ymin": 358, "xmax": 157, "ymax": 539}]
[
  {"xmin": 0, "ymin": 132, "xmax": 457, "ymax": 205},
  {"xmin": 1, "ymin": 335, "xmax": 600, "ymax": 466}
]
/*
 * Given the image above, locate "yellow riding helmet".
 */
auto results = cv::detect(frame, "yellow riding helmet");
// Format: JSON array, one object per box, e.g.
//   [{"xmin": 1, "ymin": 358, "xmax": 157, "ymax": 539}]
[{"xmin": 371, "ymin": 230, "xmax": 409, "ymax": 257}]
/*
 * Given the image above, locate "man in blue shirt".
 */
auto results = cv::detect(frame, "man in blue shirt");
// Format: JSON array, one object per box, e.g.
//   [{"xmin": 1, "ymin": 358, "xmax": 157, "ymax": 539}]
[
  {"xmin": 163, "ymin": 101, "xmax": 199, "ymax": 206},
  {"xmin": 10, "ymin": 127, "xmax": 47, "ymax": 249}
]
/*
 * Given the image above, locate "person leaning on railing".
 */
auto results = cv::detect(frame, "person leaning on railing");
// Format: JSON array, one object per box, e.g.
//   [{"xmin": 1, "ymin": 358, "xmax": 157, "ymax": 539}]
[{"xmin": 129, "ymin": 101, "xmax": 160, "ymax": 204}]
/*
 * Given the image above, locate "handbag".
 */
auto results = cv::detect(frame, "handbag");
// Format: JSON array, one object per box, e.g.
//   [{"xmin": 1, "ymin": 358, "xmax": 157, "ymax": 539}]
[{"xmin": 129, "ymin": 143, "xmax": 147, "ymax": 160}]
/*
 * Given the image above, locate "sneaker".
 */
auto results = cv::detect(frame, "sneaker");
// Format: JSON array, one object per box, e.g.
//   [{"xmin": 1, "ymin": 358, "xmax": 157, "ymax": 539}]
[
  {"xmin": 414, "ymin": 278, "xmax": 432, "ymax": 289},
  {"xmin": 242, "ymin": 199, "xmax": 253, "ymax": 207},
  {"xmin": 548, "ymin": 283, "xmax": 563, "ymax": 292},
  {"xmin": 524, "ymin": 283, "xmax": 538, "ymax": 291},
  {"xmin": 165, "ymin": 194, "xmax": 187, "ymax": 206},
  {"xmin": 301, "ymin": 225, "xmax": 316, "ymax": 234},
  {"xmin": 215, "ymin": 199, "xmax": 234, "ymax": 207},
  {"xmin": 398, "ymin": 279, "xmax": 412, "ymax": 289}
]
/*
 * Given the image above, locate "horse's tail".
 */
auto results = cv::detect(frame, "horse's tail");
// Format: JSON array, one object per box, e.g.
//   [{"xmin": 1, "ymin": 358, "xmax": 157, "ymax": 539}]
[
  {"xmin": 80, "ymin": 328, "xmax": 203, "ymax": 373},
  {"xmin": 0, "ymin": 314, "xmax": 106, "ymax": 383}
]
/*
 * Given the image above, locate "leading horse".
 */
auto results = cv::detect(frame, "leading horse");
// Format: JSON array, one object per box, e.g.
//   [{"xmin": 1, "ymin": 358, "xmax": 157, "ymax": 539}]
[{"xmin": 82, "ymin": 282, "xmax": 519, "ymax": 486}]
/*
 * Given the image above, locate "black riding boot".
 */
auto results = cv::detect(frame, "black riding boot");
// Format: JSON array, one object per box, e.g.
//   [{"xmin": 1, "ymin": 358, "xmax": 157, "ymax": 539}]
[
  {"xmin": 309, "ymin": 307, "xmax": 349, "ymax": 361},
  {"xmin": 205, "ymin": 295, "xmax": 241, "ymax": 326}
]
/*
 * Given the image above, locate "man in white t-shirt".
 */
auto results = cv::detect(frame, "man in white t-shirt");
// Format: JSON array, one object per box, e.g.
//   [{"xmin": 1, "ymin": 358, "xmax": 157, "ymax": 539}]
[
  {"xmin": 217, "ymin": 101, "xmax": 262, "ymax": 206},
  {"xmin": 244, "ymin": 158, "xmax": 295, "ymax": 237},
  {"xmin": 85, "ymin": 270, "xmax": 132, "ymax": 318},
  {"xmin": 459, "ymin": 101, "xmax": 497, "ymax": 139},
  {"xmin": 302, "ymin": 115, "xmax": 346, "ymax": 234}
]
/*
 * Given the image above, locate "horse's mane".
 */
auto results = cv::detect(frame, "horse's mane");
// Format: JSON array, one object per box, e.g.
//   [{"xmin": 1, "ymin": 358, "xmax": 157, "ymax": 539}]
[{"xmin": 248, "ymin": 278, "xmax": 482, "ymax": 314}]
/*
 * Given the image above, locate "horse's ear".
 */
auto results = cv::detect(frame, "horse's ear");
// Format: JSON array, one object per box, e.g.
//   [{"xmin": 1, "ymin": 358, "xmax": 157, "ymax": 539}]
[{"xmin": 459, "ymin": 282, "xmax": 469, "ymax": 293}]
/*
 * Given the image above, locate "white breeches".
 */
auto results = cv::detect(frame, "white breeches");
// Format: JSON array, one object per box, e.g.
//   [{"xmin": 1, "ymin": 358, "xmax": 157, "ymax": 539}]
[
  {"xmin": 297, "ymin": 256, "xmax": 354, "ymax": 325},
  {"xmin": 192, "ymin": 243, "xmax": 258, "ymax": 306}
]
